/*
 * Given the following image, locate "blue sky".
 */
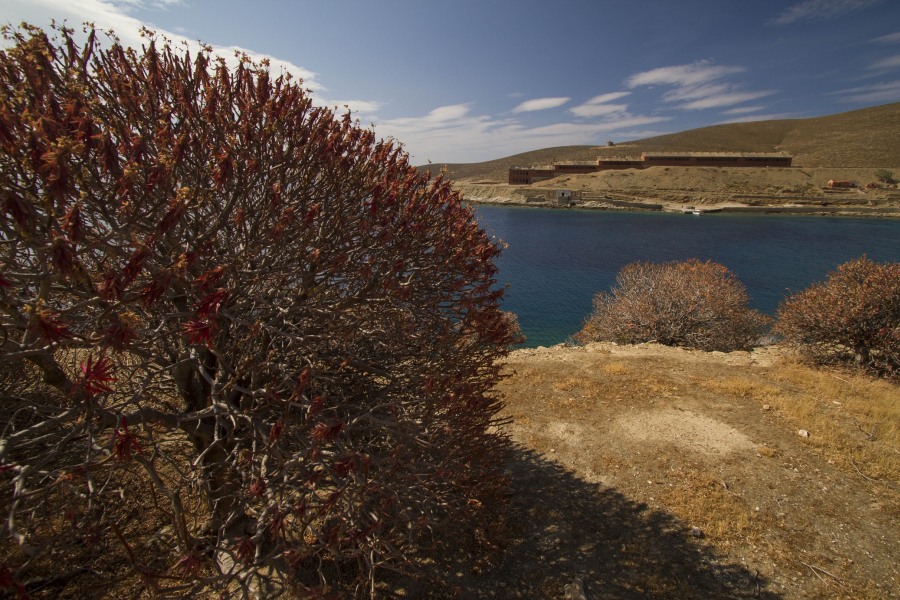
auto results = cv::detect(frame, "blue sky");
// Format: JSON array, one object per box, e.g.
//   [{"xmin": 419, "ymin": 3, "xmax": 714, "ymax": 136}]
[{"xmin": 3, "ymin": 0, "xmax": 900, "ymax": 163}]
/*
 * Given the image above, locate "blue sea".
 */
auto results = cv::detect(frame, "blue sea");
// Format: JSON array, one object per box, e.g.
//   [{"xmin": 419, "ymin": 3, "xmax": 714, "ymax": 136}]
[{"xmin": 473, "ymin": 205, "xmax": 900, "ymax": 347}]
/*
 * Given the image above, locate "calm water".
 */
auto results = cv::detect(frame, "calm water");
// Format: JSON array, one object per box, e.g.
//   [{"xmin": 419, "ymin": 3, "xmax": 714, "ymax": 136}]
[{"xmin": 474, "ymin": 205, "xmax": 900, "ymax": 347}]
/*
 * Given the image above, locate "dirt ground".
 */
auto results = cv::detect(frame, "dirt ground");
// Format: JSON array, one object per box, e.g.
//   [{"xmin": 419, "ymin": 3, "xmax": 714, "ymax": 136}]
[{"xmin": 400, "ymin": 343, "xmax": 899, "ymax": 599}]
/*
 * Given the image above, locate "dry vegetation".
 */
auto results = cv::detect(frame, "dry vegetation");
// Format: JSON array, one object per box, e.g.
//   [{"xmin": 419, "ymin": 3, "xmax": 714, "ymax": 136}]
[{"xmin": 464, "ymin": 343, "xmax": 899, "ymax": 600}]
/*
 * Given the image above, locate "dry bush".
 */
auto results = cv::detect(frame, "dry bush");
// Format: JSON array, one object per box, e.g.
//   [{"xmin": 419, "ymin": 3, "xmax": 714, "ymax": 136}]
[
  {"xmin": 776, "ymin": 257, "xmax": 900, "ymax": 380},
  {"xmin": 575, "ymin": 260, "xmax": 771, "ymax": 351},
  {"xmin": 0, "ymin": 24, "xmax": 518, "ymax": 597}
]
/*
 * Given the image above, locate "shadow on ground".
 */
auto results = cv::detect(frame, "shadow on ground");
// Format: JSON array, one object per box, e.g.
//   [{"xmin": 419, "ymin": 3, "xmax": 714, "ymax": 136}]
[{"xmin": 397, "ymin": 445, "xmax": 781, "ymax": 599}]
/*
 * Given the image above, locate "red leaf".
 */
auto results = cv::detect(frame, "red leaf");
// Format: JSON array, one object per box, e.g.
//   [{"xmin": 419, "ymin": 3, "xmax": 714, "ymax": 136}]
[
  {"xmin": 194, "ymin": 288, "xmax": 228, "ymax": 319},
  {"xmin": 268, "ymin": 419, "xmax": 284, "ymax": 445},
  {"xmin": 182, "ymin": 320, "xmax": 215, "ymax": 345},
  {"xmin": 78, "ymin": 354, "xmax": 116, "ymax": 396},
  {"xmin": 311, "ymin": 420, "xmax": 342, "ymax": 441},
  {"xmin": 29, "ymin": 307, "xmax": 71, "ymax": 342},
  {"xmin": 112, "ymin": 416, "xmax": 141, "ymax": 461}
]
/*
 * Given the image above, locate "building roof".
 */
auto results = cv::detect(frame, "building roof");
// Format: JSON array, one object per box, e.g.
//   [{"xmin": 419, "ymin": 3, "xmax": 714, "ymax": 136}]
[{"xmin": 641, "ymin": 151, "xmax": 792, "ymax": 158}]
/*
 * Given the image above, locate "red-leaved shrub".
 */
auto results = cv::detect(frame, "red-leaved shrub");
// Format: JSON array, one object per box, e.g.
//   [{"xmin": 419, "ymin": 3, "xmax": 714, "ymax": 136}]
[
  {"xmin": 575, "ymin": 259, "xmax": 771, "ymax": 351},
  {"xmin": 776, "ymin": 257, "xmax": 900, "ymax": 380},
  {"xmin": 0, "ymin": 24, "xmax": 517, "ymax": 597}
]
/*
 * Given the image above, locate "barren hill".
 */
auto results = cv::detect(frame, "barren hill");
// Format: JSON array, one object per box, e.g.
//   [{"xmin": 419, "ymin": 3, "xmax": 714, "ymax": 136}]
[{"xmin": 419, "ymin": 102, "xmax": 900, "ymax": 183}]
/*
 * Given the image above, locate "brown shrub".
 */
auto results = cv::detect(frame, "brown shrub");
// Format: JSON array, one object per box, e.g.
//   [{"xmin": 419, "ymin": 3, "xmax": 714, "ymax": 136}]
[
  {"xmin": 575, "ymin": 260, "xmax": 771, "ymax": 351},
  {"xmin": 0, "ymin": 24, "xmax": 516, "ymax": 597},
  {"xmin": 776, "ymin": 257, "xmax": 900, "ymax": 380}
]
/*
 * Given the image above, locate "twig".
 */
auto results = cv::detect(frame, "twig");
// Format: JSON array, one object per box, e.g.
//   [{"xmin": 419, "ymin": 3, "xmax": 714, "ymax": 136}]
[
  {"xmin": 799, "ymin": 561, "xmax": 843, "ymax": 584},
  {"xmin": 828, "ymin": 373, "xmax": 851, "ymax": 385},
  {"xmin": 849, "ymin": 456, "xmax": 879, "ymax": 483},
  {"xmin": 720, "ymin": 480, "xmax": 739, "ymax": 496}
]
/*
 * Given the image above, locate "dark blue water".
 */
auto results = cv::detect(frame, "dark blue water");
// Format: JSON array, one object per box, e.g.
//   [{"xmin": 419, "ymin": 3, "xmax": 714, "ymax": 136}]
[{"xmin": 474, "ymin": 205, "xmax": 900, "ymax": 347}]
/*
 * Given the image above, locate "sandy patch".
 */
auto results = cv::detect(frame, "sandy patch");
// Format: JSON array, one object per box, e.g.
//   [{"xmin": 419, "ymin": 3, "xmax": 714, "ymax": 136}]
[{"xmin": 611, "ymin": 407, "xmax": 755, "ymax": 456}]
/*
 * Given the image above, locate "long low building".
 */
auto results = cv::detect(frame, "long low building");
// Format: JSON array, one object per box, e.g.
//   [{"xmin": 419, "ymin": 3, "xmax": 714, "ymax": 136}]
[{"xmin": 509, "ymin": 152, "xmax": 793, "ymax": 184}]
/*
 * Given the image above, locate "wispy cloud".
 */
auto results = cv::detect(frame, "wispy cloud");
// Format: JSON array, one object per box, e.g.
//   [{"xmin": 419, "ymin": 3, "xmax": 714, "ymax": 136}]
[
  {"xmin": 375, "ymin": 104, "xmax": 670, "ymax": 163},
  {"xmin": 869, "ymin": 54, "xmax": 900, "ymax": 69},
  {"xmin": 329, "ymin": 100, "xmax": 382, "ymax": 115},
  {"xmin": 870, "ymin": 31, "xmax": 900, "ymax": 44},
  {"xmin": 568, "ymin": 92, "xmax": 631, "ymax": 117},
  {"xmin": 3, "ymin": 0, "xmax": 326, "ymax": 93},
  {"xmin": 626, "ymin": 62, "xmax": 744, "ymax": 88},
  {"xmin": 7, "ymin": 1, "xmax": 395, "ymax": 118},
  {"xmin": 770, "ymin": 0, "xmax": 883, "ymax": 26},
  {"xmin": 662, "ymin": 83, "xmax": 732, "ymax": 102},
  {"xmin": 719, "ymin": 112, "xmax": 800, "ymax": 124},
  {"xmin": 512, "ymin": 97, "xmax": 570, "ymax": 113},
  {"xmin": 626, "ymin": 61, "xmax": 774, "ymax": 111},
  {"xmin": 582, "ymin": 92, "xmax": 631, "ymax": 104},
  {"xmin": 680, "ymin": 90, "xmax": 775, "ymax": 110},
  {"xmin": 722, "ymin": 105, "xmax": 767, "ymax": 115},
  {"xmin": 830, "ymin": 79, "xmax": 900, "ymax": 102},
  {"xmin": 569, "ymin": 103, "xmax": 629, "ymax": 118}
]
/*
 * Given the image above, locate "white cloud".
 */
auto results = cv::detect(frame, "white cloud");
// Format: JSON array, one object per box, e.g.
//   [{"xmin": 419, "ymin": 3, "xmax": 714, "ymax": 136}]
[
  {"xmin": 869, "ymin": 54, "xmax": 900, "ymax": 69},
  {"xmin": 569, "ymin": 92, "xmax": 631, "ymax": 118},
  {"xmin": 626, "ymin": 60, "xmax": 775, "ymax": 112},
  {"xmin": 582, "ymin": 92, "xmax": 631, "ymax": 104},
  {"xmin": 374, "ymin": 106, "xmax": 670, "ymax": 163},
  {"xmin": 871, "ymin": 31, "xmax": 900, "ymax": 44},
  {"xmin": 1, "ymin": 0, "xmax": 325, "ymax": 93},
  {"xmin": 830, "ymin": 79, "xmax": 900, "ymax": 102},
  {"xmin": 722, "ymin": 105, "xmax": 767, "ymax": 115},
  {"xmin": 569, "ymin": 103, "xmax": 629, "ymax": 118},
  {"xmin": 680, "ymin": 90, "xmax": 776, "ymax": 110},
  {"xmin": 329, "ymin": 100, "xmax": 382, "ymax": 115},
  {"xmin": 770, "ymin": 0, "xmax": 882, "ymax": 26},
  {"xmin": 662, "ymin": 83, "xmax": 732, "ymax": 102},
  {"xmin": 424, "ymin": 104, "xmax": 472, "ymax": 122},
  {"xmin": 626, "ymin": 61, "xmax": 744, "ymax": 88},
  {"xmin": 719, "ymin": 112, "xmax": 800, "ymax": 124},
  {"xmin": 511, "ymin": 97, "xmax": 571, "ymax": 113}
]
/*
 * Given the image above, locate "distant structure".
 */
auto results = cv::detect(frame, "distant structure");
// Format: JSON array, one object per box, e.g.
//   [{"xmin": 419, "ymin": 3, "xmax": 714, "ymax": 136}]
[
  {"xmin": 508, "ymin": 152, "xmax": 793, "ymax": 184},
  {"xmin": 555, "ymin": 189, "xmax": 576, "ymax": 206},
  {"xmin": 827, "ymin": 179, "xmax": 854, "ymax": 188}
]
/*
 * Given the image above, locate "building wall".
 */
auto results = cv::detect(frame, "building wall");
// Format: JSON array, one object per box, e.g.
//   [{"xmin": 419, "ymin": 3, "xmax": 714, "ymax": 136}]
[
  {"xmin": 509, "ymin": 153, "xmax": 793, "ymax": 184},
  {"xmin": 641, "ymin": 153, "xmax": 793, "ymax": 168},
  {"xmin": 554, "ymin": 163, "xmax": 599, "ymax": 175},
  {"xmin": 508, "ymin": 168, "xmax": 556, "ymax": 184},
  {"xmin": 597, "ymin": 160, "xmax": 644, "ymax": 170}
]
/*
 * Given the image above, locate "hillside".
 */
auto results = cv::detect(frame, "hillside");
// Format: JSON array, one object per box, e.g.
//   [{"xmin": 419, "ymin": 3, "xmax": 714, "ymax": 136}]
[{"xmin": 419, "ymin": 102, "xmax": 900, "ymax": 183}]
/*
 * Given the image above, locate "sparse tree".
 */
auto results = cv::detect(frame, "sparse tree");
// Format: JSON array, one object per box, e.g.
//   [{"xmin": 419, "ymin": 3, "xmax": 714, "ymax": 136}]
[
  {"xmin": 575, "ymin": 260, "xmax": 771, "ymax": 352},
  {"xmin": 0, "ymin": 24, "xmax": 517, "ymax": 597},
  {"xmin": 776, "ymin": 257, "xmax": 900, "ymax": 380},
  {"xmin": 874, "ymin": 169, "xmax": 895, "ymax": 184}
]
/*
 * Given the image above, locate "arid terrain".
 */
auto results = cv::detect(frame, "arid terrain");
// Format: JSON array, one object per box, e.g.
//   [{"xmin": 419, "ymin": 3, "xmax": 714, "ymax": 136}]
[
  {"xmin": 454, "ymin": 166, "xmax": 900, "ymax": 216},
  {"xmin": 395, "ymin": 344, "xmax": 899, "ymax": 599},
  {"xmin": 417, "ymin": 102, "xmax": 900, "ymax": 216}
]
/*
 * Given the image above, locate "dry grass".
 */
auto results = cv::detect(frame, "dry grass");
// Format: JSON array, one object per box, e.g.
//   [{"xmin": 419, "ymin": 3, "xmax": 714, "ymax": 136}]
[
  {"xmin": 698, "ymin": 360, "xmax": 899, "ymax": 497},
  {"xmin": 766, "ymin": 361, "xmax": 900, "ymax": 485},
  {"xmin": 495, "ymin": 343, "xmax": 899, "ymax": 599}
]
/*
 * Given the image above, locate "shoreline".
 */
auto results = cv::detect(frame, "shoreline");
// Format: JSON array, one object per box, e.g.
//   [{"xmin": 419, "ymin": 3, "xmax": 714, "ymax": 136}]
[
  {"xmin": 454, "ymin": 166, "xmax": 900, "ymax": 218},
  {"xmin": 465, "ymin": 195, "xmax": 900, "ymax": 218}
]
